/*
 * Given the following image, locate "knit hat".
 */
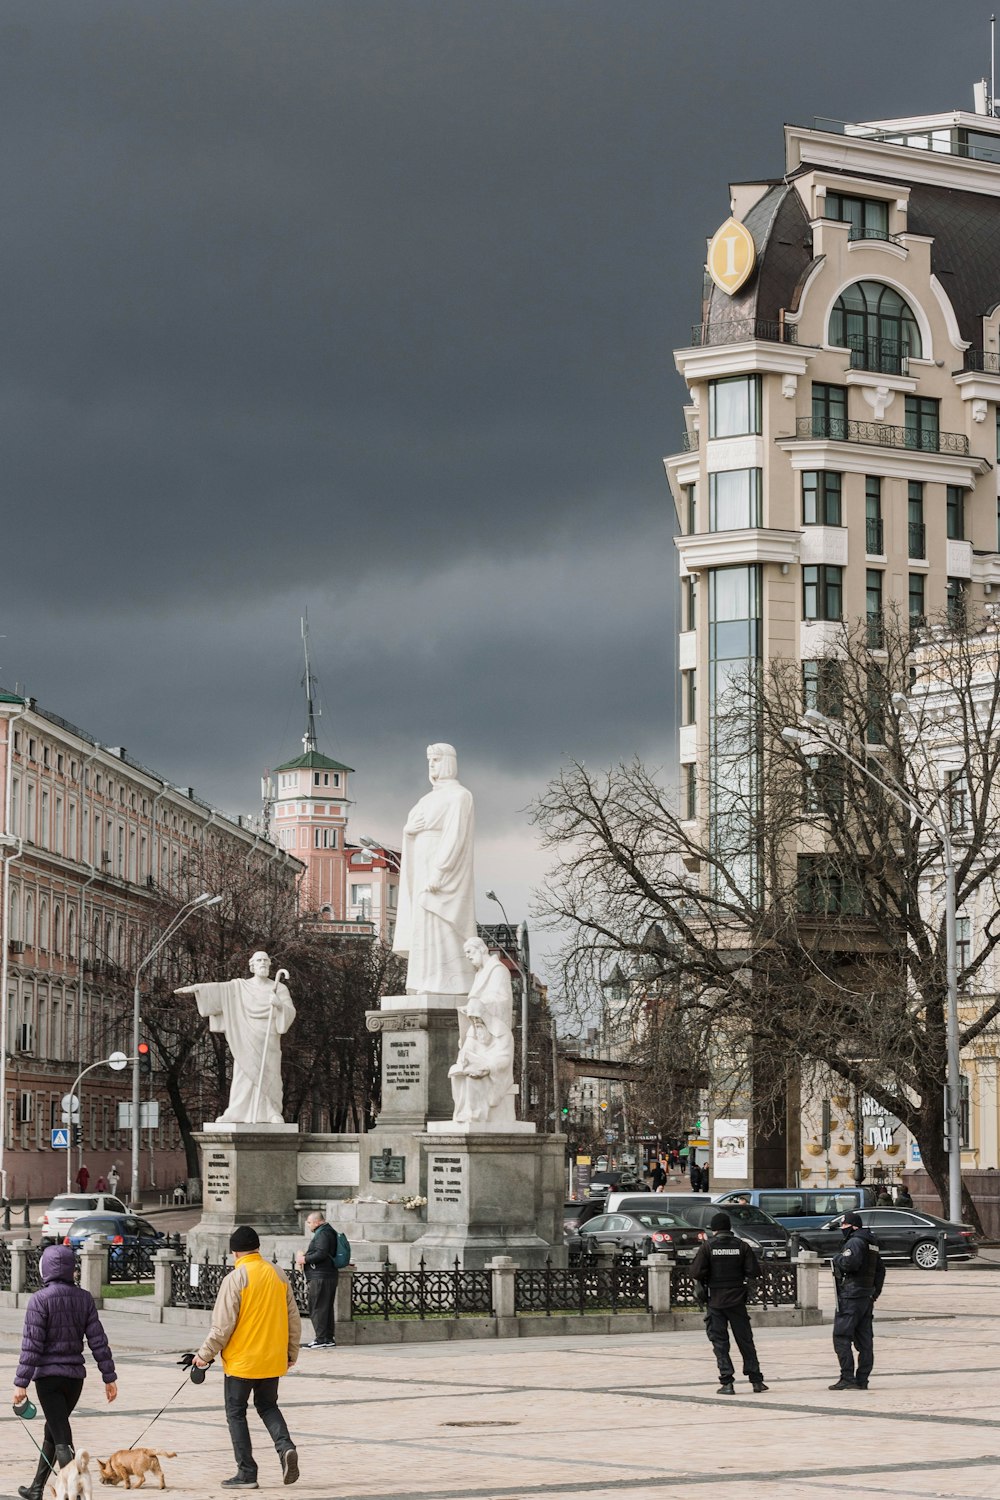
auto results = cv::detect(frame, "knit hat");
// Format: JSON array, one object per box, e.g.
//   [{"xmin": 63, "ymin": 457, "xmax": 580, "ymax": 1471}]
[
  {"xmin": 841, "ymin": 1212, "xmax": 863, "ymax": 1229},
  {"xmin": 710, "ymin": 1211, "xmax": 731, "ymax": 1232},
  {"xmin": 229, "ymin": 1225, "xmax": 260, "ymax": 1253}
]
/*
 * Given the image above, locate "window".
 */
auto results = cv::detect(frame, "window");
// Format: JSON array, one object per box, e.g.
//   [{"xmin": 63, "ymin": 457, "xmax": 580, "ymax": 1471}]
[
  {"xmin": 681, "ymin": 670, "xmax": 696, "ymax": 726},
  {"xmin": 947, "ymin": 770, "xmax": 968, "ymax": 832},
  {"xmin": 867, "ymin": 666, "xmax": 887, "ymax": 745},
  {"xmin": 682, "ymin": 575, "xmax": 698, "ymax": 632},
  {"xmin": 802, "ymin": 471, "xmax": 842, "ymax": 526},
  {"xmin": 904, "ymin": 395, "xmax": 939, "ymax": 452},
  {"xmin": 40, "ymin": 791, "xmax": 49, "ymax": 848},
  {"xmin": 812, "ymin": 382, "xmax": 847, "ymax": 439},
  {"xmin": 803, "ymin": 565, "xmax": 843, "ymax": 621},
  {"xmin": 709, "ymin": 468, "xmax": 762, "ymax": 530},
  {"xmin": 313, "ymin": 772, "xmax": 321, "ymax": 787},
  {"xmin": 10, "ymin": 777, "xmax": 19, "ymax": 837},
  {"xmin": 804, "ymin": 755, "xmax": 844, "ymax": 818},
  {"xmin": 955, "ymin": 916, "xmax": 971, "ymax": 984},
  {"xmin": 946, "ymin": 577, "xmax": 968, "ymax": 629},
  {"xmin": 865, "ymin": 476, "xmax": 883, "ymax": 554},
  {"xmin": 333, "ymin": 773, "xmax": 340, "ymax": 788},
  {"xmin": 684, "ymin": 483, "xmax": 697, "ymax": 534},
  {"xmin": 908, "ymin": 572, "xmax": 925, "ymax": 626},
  {"xmin": 683, "ymin": 764, "xmax": 697, "ymax": 821},
  {"xmin": 946, "ymin": 485, "xmax": 965, "ymax": 541},
  {"xmin": 829, "ymin": 281, "xmax": 921, "ymax": 373},
  {"xmin": 796, "ymin": 856, "xmax": 862, "ymax": 914},
  {"xmin": 351, "ymin": 884, "xmax": 372, "ymax": 906},
  {"xmin": 824, "ymin": 191, "xmax": 889, "ymax": 239},
  {"xmin": 908, "ymin": 482, "xmax": 925, "ymax": 559},
  {"xmin": 802, "ymin": 659, "xmax": 844, "ymax": 717},
  {"xmin": 866, "ymin": 569, "xmax": 884, "ymax": 648},
  {"xmin": 707, "ymin": 375, "xmax": 761, "ymax": 438},
  {"xmin": 313, "ymin": 828, "xmax": 337, "ymax": 849}
]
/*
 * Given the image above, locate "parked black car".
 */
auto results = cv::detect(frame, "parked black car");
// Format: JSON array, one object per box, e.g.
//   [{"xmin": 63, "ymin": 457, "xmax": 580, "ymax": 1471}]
[
  {"xmin": 566, "ymin": 1209, "xmax": 706, "ymax": 1261},
  {"xmin": 799, "ymin": 1208, "xmax": 978, "ymax": 1268},
  {"xmin": 563, "ymin": 1199, "xmax": 608, "ymax": 1235},
  {"xmin": 671, "ymin": 1200, "xmax": 792, "ymax": 1261}
]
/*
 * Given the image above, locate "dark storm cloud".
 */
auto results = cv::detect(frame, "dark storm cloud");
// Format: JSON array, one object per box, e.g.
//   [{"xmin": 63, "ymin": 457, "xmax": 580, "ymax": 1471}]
[{"xmin": 0, "ymin": 0, "xmax": 987, "ymax": 947}]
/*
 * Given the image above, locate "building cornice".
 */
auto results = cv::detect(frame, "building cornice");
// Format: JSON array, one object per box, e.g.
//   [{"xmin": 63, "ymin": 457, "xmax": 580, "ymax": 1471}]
[
  {"xmin": 674, "ymin": 528, "xmax": 801, "ymax": 573},
  {"xmin": 775, "ymin": 436, "xmax": 991, "ymax": 488},
  {"xmin": 674, "ymin": 340, "xmax": 816, "ymax": 383},
  {"xmin": 786, "ymin": 123, "xmax": 1000, "ymax": 199}
]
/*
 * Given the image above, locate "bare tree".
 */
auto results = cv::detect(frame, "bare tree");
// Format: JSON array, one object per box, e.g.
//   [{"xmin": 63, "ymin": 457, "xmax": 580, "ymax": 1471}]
[{"xmin": 532, "ymin": 613, "xmax": 1000, "ymax": 1229}]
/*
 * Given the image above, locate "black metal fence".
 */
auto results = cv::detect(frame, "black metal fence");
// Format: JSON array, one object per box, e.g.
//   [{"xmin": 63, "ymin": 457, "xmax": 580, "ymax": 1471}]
[
  {"xmin": 352, "ymin": 1258, "xmax": 492, "ymax": 1320},
  {"xmin": 0, "ymin": 1240, "xmax": 11, "ymax": 1292},
  {"xmin": 167, "ymin": 1252, "xmax": 309, "ymax": 1314},
  {"xmin": 514, "ymin": 1257, "xmax": 649, "ymax": 1316},
  {"xmin": 670, "ymin": 1265, "xmax": 796, "ymax": 1308}
]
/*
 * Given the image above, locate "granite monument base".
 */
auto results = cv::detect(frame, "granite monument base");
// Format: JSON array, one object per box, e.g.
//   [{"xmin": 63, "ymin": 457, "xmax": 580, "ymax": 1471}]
[
  {"xmin": 401, "ymin": 1130, "xmax": 567, "ymax": 1270},
  {"xmin": 187, "ymin": 1124, "xmax": 301, "ymax": 1261}
]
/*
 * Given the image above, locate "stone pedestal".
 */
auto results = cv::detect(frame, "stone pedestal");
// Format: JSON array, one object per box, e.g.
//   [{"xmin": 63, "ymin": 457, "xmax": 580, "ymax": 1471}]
[
  {"xmin": 404, "ymin": 1130, "xmax": 567, "ymax": 1270},
  {"xmin": 188, "ymin": 1124, "xmax": 301, "ymax": 1260},
  {"xmin": 367, "ymin": 996, "xmax": 460, "ymax": 1128}
]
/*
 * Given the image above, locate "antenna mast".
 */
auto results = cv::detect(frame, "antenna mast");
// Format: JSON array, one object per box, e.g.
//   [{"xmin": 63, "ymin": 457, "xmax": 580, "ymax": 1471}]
[
  {"xmin": 301, "ymin": 612, "xmax": 319, "ymax": 754},
  {"xmin": 992, "ymin": 14, "xmax": 996, "ymax": 117}
]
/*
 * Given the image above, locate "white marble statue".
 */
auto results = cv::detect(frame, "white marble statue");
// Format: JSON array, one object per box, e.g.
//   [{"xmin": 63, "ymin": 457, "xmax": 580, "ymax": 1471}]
[
  {"xmin": 392, "ymin": 743, "xmax": 477, "ymax": 995},
  {"xmin": 449, "ymin": 937, "xmax": 516, "ymax": 1126},
  {"xmin": 175, "ymin": 951, "xmax": 295, "ymax": 1124}
]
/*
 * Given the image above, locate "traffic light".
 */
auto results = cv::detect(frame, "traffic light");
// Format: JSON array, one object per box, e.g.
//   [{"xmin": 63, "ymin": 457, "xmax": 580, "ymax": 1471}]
[
  {"xmin": 561, "ymin": 1105, "xmax": 569, "ymax": 1119},
  {"xmin": 137, "ymin": 1042, "xmax": 152, "ymax": 1077},
  {"xmin": 72, "ymin": 1125, "xmax": 81, "ymax": 1147}
]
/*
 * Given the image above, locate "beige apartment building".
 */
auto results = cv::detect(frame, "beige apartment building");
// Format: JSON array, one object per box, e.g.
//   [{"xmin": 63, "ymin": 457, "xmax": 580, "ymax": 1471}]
[{"xmin": 664, "ymin": 104, "xmax": 1000, "ymax": 1184}]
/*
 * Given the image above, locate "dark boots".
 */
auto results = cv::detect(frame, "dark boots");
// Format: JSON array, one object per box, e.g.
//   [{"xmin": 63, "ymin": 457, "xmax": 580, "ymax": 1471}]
[
  {"xmin": 18, "ymin": 1440, "xmax": 54, "ymax": 1500},
  {"xmin": 55, "ymin": 1446, "xmax": 75, "ymax": 1470}
]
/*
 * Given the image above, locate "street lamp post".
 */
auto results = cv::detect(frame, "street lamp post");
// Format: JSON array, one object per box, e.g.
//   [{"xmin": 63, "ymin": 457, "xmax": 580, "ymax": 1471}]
[
  {"xmin": 130, "ymin": 892, "xmax": 221, "ymax": 1209},
  {"xmin": 485, "ymin": 890, "xmax": 530, "ymax": 1123},
  {"xmin": 782, "ymin": 709, "xmax": 963, "ymax": 1224}
]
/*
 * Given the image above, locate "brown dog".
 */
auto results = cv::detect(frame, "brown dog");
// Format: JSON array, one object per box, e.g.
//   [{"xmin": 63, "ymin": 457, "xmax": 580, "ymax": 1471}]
[{"xmin": 96, "ymin": 1451, "xmax": 176, "ymax": 1490}]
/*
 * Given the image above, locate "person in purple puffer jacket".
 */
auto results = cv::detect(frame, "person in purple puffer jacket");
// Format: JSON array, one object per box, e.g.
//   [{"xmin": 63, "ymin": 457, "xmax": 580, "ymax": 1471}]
[{"xmin": 11, "ymin": 1244, "xmax": 118, "ymax": 1500}]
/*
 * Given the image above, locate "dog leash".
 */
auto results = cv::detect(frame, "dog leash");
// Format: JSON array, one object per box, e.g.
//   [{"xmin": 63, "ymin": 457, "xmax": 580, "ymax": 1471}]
[
  {"xmin": 126, "ymin": 1371, "xmax": 191, "ymax": 1451},
  {"xmin": 10, "ymin": 1410, "xmax": 57, "ymax": 1473}
]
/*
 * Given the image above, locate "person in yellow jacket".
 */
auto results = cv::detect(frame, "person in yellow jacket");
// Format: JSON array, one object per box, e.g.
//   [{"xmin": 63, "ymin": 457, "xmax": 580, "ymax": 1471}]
[{"xmin": 194, "ymin": 1225, "xmax": 301, "ymax": 1490}]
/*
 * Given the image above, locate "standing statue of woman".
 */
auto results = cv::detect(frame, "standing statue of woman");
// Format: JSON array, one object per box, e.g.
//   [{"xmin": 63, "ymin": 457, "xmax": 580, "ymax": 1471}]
[{"xmin": 392, "ymin": 744, "xmax": 477, "ymax": 995}]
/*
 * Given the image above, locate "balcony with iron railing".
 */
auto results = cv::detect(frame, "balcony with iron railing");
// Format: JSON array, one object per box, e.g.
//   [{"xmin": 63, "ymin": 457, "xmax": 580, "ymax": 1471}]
[
  {"xmin": 845, "ymin": 332, "xmax": 909, "ymax": 375},
  {"xmin": 680, "ymin": 430, "xmax": 699, "ymax": 452},
  {"xmin": 908, "ymin": 521, "xmax": 926, "ymax": 558},
  {"xmin": 689, "ymin": 318, "xmax": 798, "ymax": 348},
  {"xmin": 847, "ymin": 225, "xmax": 905, "ymax": 248},
  {"xmin": 795, "ymin": 415, "xmax": 970, "ymax": 456},
  {"xmin": 962, "ymin": 350, "xmax": 1000, "ymax": 374},
  {"xmin": 865, "ymin": 517, "xmax": 884, "ymax": 554}
]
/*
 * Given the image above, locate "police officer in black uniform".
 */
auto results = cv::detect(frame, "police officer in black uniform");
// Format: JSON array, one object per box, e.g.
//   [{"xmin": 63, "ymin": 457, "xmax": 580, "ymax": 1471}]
[
  {"xmin": 689, "ymin": 1210, "xmax": 768, "ymax": 1394},
  {"xmin": 830, "ymin": 1211, "xmax": 885, "ymax": 1390}
]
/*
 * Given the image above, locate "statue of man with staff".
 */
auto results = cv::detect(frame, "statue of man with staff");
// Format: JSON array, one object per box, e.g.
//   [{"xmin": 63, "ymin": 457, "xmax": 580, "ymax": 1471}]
[{"xmin": 176, "ymin": 952, "xmax": 295, "ymax": 1124}]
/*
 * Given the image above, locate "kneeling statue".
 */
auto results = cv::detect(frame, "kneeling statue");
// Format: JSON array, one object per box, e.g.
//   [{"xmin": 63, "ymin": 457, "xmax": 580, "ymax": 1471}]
[{"xmin": 449, "ymin": 937, "xmax": 516, "ymax": 1126}]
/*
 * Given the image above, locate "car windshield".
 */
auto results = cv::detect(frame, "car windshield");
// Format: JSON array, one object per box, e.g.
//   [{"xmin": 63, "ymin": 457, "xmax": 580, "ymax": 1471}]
[
  {"xmin": 52, "ymin": 1197, "xmax": 96, "ymax": 1212},
  {"xmin": 723, "ymin": 1205, "xmax": 779, "ymax": 1226},
  {"xmin": 630, "ymin": 1213, "xmax": 684, "ymax": 1229}
]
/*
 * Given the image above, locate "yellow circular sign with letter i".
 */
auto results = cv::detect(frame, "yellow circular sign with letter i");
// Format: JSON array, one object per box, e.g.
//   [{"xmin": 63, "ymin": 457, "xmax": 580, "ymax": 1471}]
[{"xmin": 707, "ymin": 216, "xmax": 756, "ymax": 296}]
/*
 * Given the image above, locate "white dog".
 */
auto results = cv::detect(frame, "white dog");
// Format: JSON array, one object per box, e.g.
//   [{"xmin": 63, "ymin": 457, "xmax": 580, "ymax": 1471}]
[{"xmin": 48, "ymin": 1449, "xmax": 93, "ymax": 1500}]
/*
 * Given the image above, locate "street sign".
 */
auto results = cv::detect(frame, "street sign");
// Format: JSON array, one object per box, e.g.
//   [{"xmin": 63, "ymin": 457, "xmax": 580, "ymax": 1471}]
[
  {"xmin": 599, "ymin": 1100, "xmax": 609, "ymax": 1112},
  {"xmin": 51, "ymin": 1128, "xmax": 70, "ymax": 1150},
  {"xmin": 60, "ymin": 1094, "xmax": 79, "ymax": 1116},
  {"xmin": 604, "ymin": 1129, "xmax": 618, "ymax": 1142},
  {"xmin": 118, "ymin": 1101, "xmax": 160, "ymax": 1129},
  {"xmin": 108, "ymin": 1051, "xmax": 129, "ymax": 1072}
]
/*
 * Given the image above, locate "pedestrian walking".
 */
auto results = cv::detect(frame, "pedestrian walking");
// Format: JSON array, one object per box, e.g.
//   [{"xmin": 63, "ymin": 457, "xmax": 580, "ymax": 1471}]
[
  {"xmin": 107, "ymin": 1164, "xmax": 120, "ymax": 1197},
  {"xmin": 650, "ymin": 1161, "xmax": 666, "ymax": 1191},
  {"xmin": 896, "ymin": 1185, "xmax": 913, "ymax": 1208},
  {"xmin": 75, "ymin": 1164, "xmax": 89, "ymax": 1192},
  {"xmin": 690, "ymin": 1211, "xmax": 768, "ymax": 1395},
  {"xmin": 193, "ymin": 1224, "xmax": 301, "ymax": 1489},
  {"xmin": 94, "ymin": 1175, "xmax": 107, "ymax": 1193},
  {"xmin": 11, "ymin": 1244, "xmax": 118, "ymax": 1500},
  {"xmin": 830, "ymin": 1212, "xmax": 885, "ymax": 1391},
  {"xmin": 296, "ymin": 1210, "xmax": 340, "ymax": 1348}
]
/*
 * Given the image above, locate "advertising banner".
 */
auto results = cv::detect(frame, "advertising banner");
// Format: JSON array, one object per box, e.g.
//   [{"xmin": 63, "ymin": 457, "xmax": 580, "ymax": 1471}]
[{"xmin": 712, "ymin": 1117, "xmax": 749, "ymax": 1179}]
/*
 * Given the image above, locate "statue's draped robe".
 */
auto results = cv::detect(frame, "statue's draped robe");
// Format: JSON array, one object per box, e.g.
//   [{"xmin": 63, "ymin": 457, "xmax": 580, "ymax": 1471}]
[
  {"xmin": 392, "ymin": 780, "xmax": 477, "ymax": 994},
  {"xmin": 190, "ymin": 978, "xmax": 295, "ymax": 1123},
  {"xmin": 449, "ymin": 955, "xmax": 516, "ymax": 1125}
]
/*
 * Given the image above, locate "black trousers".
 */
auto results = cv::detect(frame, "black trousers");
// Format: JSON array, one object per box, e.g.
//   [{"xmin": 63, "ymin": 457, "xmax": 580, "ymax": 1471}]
[
  {"xmin": 307, "ymin": 1272, "xmax": 338, "ymax": 1343},
  {"xmin": 223, "ymin": 1375, "xmax": 293, "ymax": 1479},
  {"xmin": 35, "ymin": 1375, "xmax": 84, "ymax": 1454},
  {"xmin": 705, "ymin": 1304, "xmax": 763, "ymax": 1382},
  {"xmin": 833, "ymin": 1293, "xmax": 875, "ymax": 1385}
]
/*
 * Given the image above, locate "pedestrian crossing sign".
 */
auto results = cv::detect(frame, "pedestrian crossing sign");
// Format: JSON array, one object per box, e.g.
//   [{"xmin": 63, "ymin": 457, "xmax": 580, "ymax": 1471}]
[{"xmin": 51, "ymin": 1128, "xmax": 70, "ymax": 1149}]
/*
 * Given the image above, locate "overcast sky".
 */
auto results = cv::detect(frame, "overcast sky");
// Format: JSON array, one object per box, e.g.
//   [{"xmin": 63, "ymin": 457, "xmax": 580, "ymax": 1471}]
[{"xmin": 0, "ymin": 1, "xmax": 989, "ymax": 978}]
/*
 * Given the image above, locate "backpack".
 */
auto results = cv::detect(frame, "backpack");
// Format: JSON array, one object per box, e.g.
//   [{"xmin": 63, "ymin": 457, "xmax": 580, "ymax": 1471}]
[{"xmin": 333, "ymin": 1231, "xmax": 351, "ymax": 1269}]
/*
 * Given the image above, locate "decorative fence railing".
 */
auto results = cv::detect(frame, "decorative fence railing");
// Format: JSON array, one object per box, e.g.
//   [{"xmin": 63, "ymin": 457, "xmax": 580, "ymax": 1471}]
[
  {"xmin": 669, "ymin": 1265, "xmax": 797, "ymax": 1308},
  {"xmin": 107, "ymin": 1242, "xmax": 160, "ymax": 1284},
  {"xmin": 167, "ymin": 1251, "xmax": 309, "ymax": 1313},
  {"xmin": 352, "ymin": 1258, "xmax": 493, "ymax": 1320},
  {"xmin": 25, "ymin": 1246, "xmax": 42, "ymax": 1292},
  {"xmin": 0, "ymin": 1240, "xmax": 11, "ymax": 1292},
  {"xmin": 514, "ymin": 1257, "xmax": 648, "ymax": 1315}
]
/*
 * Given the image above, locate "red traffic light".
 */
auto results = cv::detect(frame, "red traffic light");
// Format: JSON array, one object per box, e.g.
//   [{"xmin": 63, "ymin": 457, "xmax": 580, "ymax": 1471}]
[{"xmin": 137, "ymin": 1042, "xmax": 152, "ymax": 1076}]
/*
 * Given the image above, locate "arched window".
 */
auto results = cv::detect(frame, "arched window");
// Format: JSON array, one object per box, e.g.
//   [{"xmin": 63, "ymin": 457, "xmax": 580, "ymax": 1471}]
[
  {"xmin": 67, "ymin": 907, "xmax": 77, "ymax": 960},
  {"xmin": 9, "ymin": 887, "xmax": 19, "ymax": 943},
  {"xmin": 38, "ymin": 899, "xmax": 49, "ymax": 952},
  {"xmin": 829, "ymin": 281, "xmax": 921, "ymax": 373},
  {"xmin": 24, "ymin": 894, "xmax": 34, "ymax": 948},
  {"xmin": 53, "ymin": 905, "xmax": 63, "ymax": 955}
]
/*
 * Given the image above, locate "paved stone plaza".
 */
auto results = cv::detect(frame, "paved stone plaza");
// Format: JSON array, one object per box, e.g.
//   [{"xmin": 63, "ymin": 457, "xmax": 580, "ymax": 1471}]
[{"xmin": 1, "ymin": 1258, "xmax": 998, "ymax": 1500}]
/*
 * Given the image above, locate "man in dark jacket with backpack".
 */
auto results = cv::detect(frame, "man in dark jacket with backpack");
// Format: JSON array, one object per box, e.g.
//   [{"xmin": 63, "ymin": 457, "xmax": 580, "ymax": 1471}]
[
  {"xmin": 298, "ymin": 1211, "xmax": 341, "ymax": 1348},
  {"xmin": 830, "ymin": 1212, "xmax": 885, "ymax": 1390}
]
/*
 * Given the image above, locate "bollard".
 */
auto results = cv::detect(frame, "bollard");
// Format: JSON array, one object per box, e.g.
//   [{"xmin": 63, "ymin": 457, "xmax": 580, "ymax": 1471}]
[
  {"xmin": 3, "ymin": 1199, "xmax": 10, "ymax": 1232},
  {"xmin": 937, "ymin": 1230, "xmax": 948, "ymax": 1271},
  {"xmin": 22, "ymin": 1201, "xmax": 30, "ymax": 1229},
  {"xmin": 789, "ymin": 1231, "xmax": 801, "ymax": 1261}
]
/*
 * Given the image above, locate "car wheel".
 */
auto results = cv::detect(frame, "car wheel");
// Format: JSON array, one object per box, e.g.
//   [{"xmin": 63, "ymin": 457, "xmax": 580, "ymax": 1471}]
[{"xmin": 912, "ymin": 1238, "xmax": 941, "ymax": 1270}]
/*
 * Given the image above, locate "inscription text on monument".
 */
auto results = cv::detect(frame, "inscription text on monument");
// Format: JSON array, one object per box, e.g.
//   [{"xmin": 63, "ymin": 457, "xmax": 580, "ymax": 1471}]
[
  {"xmin": 386, "ymin": 1038, "xmax": 422, "ymax": 1093},
  {"xmin": 205, "ymin": 1150, "xmax": 233, "ymax": 1209},
  {"xmin": 430, "ymin": 1153, "xmax": 465, "ymax": 1206}
]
